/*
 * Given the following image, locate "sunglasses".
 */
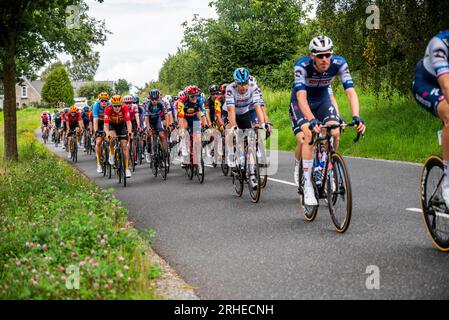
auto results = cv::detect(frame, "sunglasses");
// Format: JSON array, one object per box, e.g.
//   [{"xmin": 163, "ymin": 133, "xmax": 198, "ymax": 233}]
[
  {"xmin": 112, "ymin": 105, "xmax": 121, "ymax": 108},
  {"xmin": 125, "ymin": 102, "xmax": 132, "ymax": 104},
  {"xmin": 189, "ymin": 95, "xmax": 199, "ymax": 99},
  {"xmin": 70, "ymin": 112, "xmax": 77, "ymax": 115},
  {"xmin": 315, "ymin": 53, "xmax": 332, "ymax": 59},
  {"xmin": 211, "ymin": 92, "xmax": 220, "ymax": 96},
  {"xmin": 100, "ymin": 99, "xmax": 108, "ymax": 103}
]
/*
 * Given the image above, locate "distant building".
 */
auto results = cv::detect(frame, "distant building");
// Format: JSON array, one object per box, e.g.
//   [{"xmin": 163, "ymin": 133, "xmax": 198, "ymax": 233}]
[{"xmin": 11, "ymin": 79, "xmax": 115, "ymax": 108}]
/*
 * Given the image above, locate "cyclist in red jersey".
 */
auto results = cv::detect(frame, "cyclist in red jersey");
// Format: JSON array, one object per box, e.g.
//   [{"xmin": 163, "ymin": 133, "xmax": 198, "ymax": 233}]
[
  {"xmin": 65, "ymin": 106, "xmax": 84, "ymax": 159},
  {"xmin": 104, "ymin": 95, "xmax": 133, "ymax": 178}
]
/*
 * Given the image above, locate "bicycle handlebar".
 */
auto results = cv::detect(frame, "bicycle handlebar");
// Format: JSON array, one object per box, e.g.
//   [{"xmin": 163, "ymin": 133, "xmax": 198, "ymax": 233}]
[{"xmin": 308, "ymin": 120, "xmax": 363, "ymax": 146}]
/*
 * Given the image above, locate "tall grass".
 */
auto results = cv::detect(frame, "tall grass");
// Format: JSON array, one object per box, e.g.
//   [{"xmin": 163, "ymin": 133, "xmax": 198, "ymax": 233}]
[{"xmin": 0, "ymin": 109, "xmax": 160, "ymax": 299}]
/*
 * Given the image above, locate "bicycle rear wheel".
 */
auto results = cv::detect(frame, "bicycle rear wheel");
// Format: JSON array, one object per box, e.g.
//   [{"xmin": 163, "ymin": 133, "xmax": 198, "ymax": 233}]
[
  {"xmin": 247, "ymin": 147, "xmax": 261, "ymax": 203},
  {"xmin": 298, "ymin": 160, "xmax": 318, "ymax": 222},
  {"xmin": 160, "ymin": 146, "xmax": 168, "ymax": 181},
  {"xmin": 121, "ymin": 148, "xmax": 127, "ymax": 187},
  {"xmin": 327, "ymin": 153, "xmax": 352, "ymax": 233},
  {"xmin": 420, "ymin": 155, "xmax": 449, "ymax": 251},
  {"xmin": 197, "ymin": 157, "xmax": 205, "ymax": 184}
]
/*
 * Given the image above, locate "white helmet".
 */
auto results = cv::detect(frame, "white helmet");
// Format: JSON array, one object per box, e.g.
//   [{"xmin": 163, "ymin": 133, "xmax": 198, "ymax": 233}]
[
  {"xmin": 309, "ymin": 35, "xmax": 333, "ymax": 53},
  {"xmin": 164, "ymin": 95, "xmax": 172, "ymax": 103}
]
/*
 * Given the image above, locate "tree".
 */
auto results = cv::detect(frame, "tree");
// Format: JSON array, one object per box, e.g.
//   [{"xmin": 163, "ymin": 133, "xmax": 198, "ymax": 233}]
[
  {"xmin": 0, "ymin": 0, "xmax": 109, "ymax": 161},
  {"xmin": 41, "ymin": 66, "xmax": 74, "ymax": 106},
  {"xmin": 40, "ymin": 61, "xmax": 70, "ymax": 81},
  {"xmin": 67, "ymin": 51, "xmax": 100, "ymax": 81},
  {"xmin": 114, "ymin": 79, "xmax": 131, "ymax": 95},
  {"xmin": 77, "ymin": 82, "xmax": 113, "ymax": 101}
]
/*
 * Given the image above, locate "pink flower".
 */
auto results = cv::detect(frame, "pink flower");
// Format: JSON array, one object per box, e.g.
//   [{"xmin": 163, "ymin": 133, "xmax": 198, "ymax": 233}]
[
  {"xmin": 42, "ymin": 244, "xmax": 48, "ymax": 251},
  {"xmin": 88, "ymin": 211, "xmax": 93, "ymax": 216},
  {"xmin": 103, "ymin": 234, "xmax": 108, "ymax": 239},
  {"xmin": 79, "ymin": 261, "xmax": 85, "ymax": 267},
  {"xmin": 124, "ymin": 265, "xmax": 129, "ymax": 270},
  {"xmin": 100, "ymin": 239, "xmax": 106, "ymax": 246},
  {"xmin": 103, "ymin": 250, "xmax": 108, "ymax": 256},
  {"xmin": 15, "ymin": 260, "xmax": 21, "ymax": 266},
  {"xmin": 117, "ymin": 256, "xmax": 124, "ymax": 262},
  {"xmin": 61, "ymin": 276, "xmax": 66, "ymax": 281},
  {"xmin": 59, "ymin": 266, "xmax": 65, "ymax": 273},
  {"xmin": 30, "ymin": 279, "xmax": 38, "ymax": 286}
]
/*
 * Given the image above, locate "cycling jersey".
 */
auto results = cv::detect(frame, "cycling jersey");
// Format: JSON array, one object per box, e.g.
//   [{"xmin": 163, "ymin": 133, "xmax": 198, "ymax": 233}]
[
  {"xmin": 293, "ymin": 55, "xmax": 354, "ymax": 102},
  {"xmin": 413, "ymin": 30, "xmax": 449, "ymax": 116},
  {"xmin": 53, "ymin": 114, "xmax": 63, "ymax": 128},
  {"xmin": 144, "ymin": 101, "xmax": 165, "ymax": 120},
  {"xmin": 93, "ymin": 100, "xmax": 111, "ymax": 122},
  {"xmin": 205, "ymin": 96, "xmax": 222, "ymax": 123},
  {"xmin": 177, "ymin": 98, "xmax": 205, "ymax": 120},
  {"xmin": 41, "ymin": 114, "xmax": 49, "ymax": 124},
  {"xmin": 225, "ymin": 79, "xmax": 262, "ymax": 116},
  {"xmin": 104, "ymin": 105, "xmax": 131, "ymax": 125},
  {"xmin": 65, "ymin": 111, "xmax": 82, "ymax": 130}
]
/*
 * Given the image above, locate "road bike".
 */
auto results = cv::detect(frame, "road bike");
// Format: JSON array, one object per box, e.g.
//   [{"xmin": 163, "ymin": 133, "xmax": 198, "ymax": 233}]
[
  {"xmin": 298, "ymin": 120, "xmax": 361, "ymax": 233},
  {"xmin": 148, "ymin": 129, "xmax": 169, "ymax": 180},
  {"xmin": 230, "ymin": 127, "xmax": 267, "ymax": 203},
  {"xmin": 112, "ymin": 135, "xmax": 129, "ymax": 187}
]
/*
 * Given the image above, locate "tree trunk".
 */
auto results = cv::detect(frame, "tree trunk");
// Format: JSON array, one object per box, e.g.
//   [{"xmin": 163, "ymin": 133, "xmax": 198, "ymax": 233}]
[{"xmin": 3, "ymin": 32, "xmax": 18, "ymax": 162}]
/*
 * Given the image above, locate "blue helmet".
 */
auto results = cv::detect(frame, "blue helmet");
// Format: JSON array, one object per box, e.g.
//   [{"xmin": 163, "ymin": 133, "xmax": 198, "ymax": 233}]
[
  {"xmin": 83, "ymin": 105, "xmax": 89, "ymax": 113},
  {"xmin": 233, "ymin": 67, "xmax": 249, "ymax": 84},
  {"xmin": 132, "ymin": 95, "xmax": 139, "ymax": 104}
]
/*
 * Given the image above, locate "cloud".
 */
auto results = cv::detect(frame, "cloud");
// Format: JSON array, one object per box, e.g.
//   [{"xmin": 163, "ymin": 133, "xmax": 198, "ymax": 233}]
[{"xmin": 82, "ymin": 0, "xmax": 217, "ymax": 89}]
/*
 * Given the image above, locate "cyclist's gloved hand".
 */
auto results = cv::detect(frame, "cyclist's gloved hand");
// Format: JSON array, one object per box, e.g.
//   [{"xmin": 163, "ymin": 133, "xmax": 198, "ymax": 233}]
[
  {"xmin": 352, "ymin": 116, "xmax": 366, "ymax": 134},
  {"xmin": 308, "ymin": 118, "xmax": 320, "ymax": 133}
]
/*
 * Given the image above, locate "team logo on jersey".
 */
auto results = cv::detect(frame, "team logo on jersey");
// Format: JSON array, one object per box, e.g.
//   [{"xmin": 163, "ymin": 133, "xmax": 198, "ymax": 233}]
[
  {"xmin": 187, "ymin": 108, "xmax": 195, "ymax": 113},
  {"xmin": 334, "ymin": 59, "xmax": 343, "ymax": 65}
]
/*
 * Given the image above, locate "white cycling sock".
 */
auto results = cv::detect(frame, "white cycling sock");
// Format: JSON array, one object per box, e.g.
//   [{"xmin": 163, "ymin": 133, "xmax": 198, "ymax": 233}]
[{"xmin": 303, "ymin": 160, "xmax": 313, "ymax": 187}]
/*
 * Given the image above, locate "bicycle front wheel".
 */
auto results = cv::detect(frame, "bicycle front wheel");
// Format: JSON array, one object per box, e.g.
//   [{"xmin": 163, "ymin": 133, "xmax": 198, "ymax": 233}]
[
  {"xmin": 420, "ymin": 155, "xmax": 449, "ymax": 251},
  {"xmin": 327, "ymin": 153, "xmax": 352, "ymax": 233},
  {"xmin": 247, "ymin": 147, "xmax": 261, "ymax": 203}
]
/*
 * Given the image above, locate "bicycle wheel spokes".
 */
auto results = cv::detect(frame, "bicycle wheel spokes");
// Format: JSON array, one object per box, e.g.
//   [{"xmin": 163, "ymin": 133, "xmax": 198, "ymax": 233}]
[
  {"xmin": 421, "ymin": 156, "xmax": 449, "ymax": 251},
  {"xmin": 327, "ymin": 153, "xmax": 352, "ymax": 233}
]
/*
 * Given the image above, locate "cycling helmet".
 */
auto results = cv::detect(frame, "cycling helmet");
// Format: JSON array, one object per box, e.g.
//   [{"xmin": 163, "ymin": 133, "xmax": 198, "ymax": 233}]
[
  {"xmin": 186, "ymin": 85, "xmax": 200, "ymax": 96},
  {"xmin": 123, "ymin": 95, "xmax": 133, "ymax": 104},
  {"xmin": 149, "ymin": 89, "xmax": 160, "ymax": 100},
  {"xmin": 220, "ymin": 83, "xmax": 228, "ymax": 95},
  {"xmin": 164, "ymin": 95, "xmax": 172, "ymax": 103},
  {"xmin": 111, "ymin": 95, "xmax": 123, "ymax": 106},
  {"xmin": 98, "ymin": 92, "xmax": 110, "ymax": 100},
  {"xmin": 132, "ymin": 95, "xmax": 139, "ymax": 104},
  {"xmin": 209, "ymin": 84, "xmax": 220, "ymax": 94},
  {"xmin": 83, "ymin": 106, "xmax": 89, "ymax": 112},
  {"xmin": 69, "ymin": 106, "xmax": 78, "ymax": 113},
  {"xmin": 233, "ymin": 68, "xmax": 250, "ymax": 84},
  {"xmin": 309, "ymin": 35, "xmax": 334, "ymax": 53},
  {"xmin": 178, "ymin": 91, "xmax": 186, "ymax": 99},
  {"xmin": 63, "ymin": 107, "xmax": 69, "ymax": 113}
]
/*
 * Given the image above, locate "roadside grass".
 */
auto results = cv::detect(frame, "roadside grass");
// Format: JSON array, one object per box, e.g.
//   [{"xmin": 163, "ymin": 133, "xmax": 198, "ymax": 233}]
[
  {"xmin": 0, "ymin": 108, "xmax": 161, "ymax": 299},
  {"xmin": 264, "ymin": 88, "xmax": 442, "ymax": 163}
]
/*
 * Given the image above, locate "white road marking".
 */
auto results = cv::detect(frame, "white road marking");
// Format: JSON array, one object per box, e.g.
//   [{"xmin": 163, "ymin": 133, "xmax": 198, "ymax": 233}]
[
  {"xmin": 406, "ymin": 208, "xmax": 422, "ymax": 213},
  {"xmin": 267, "ymin": 177, "xmax": 297, "ymax": 187}
]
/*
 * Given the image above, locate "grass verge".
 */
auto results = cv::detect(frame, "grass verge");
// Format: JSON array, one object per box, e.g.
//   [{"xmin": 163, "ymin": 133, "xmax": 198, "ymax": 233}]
[
  {"xmin": 0, "ymin": 108, "xmax": 161, "ymax": 299},
  {"xmin": 264, "ymin": 87, "xmax": 442, "ymax": 163}
]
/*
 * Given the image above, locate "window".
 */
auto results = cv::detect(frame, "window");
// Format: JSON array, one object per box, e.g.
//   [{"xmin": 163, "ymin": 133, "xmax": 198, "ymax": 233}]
[{"xmin": 21, "ymin": 86, "xmax": 27, "ymax": 98}]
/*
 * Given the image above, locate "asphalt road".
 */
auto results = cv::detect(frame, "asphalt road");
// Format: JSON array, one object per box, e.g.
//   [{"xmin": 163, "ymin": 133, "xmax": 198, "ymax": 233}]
[{"xmin": 41, "ymin": 133, "xmax": 449, "ymax": 299}]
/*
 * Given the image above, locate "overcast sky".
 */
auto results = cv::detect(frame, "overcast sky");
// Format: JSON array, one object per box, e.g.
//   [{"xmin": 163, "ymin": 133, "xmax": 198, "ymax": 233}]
[{"xmin": 62, "ymin": 0, "xmax": 217, "ymax": 91}]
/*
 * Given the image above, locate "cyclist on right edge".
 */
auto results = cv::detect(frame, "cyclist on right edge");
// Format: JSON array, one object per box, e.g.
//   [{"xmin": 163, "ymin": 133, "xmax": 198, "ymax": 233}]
[
  {"xmin": 413, "ymin": 30, "xmax": 449, "ymax": 207},
  {"xmin": 290, "ymin": 35, "xmax": 366, "ymax": 206}
]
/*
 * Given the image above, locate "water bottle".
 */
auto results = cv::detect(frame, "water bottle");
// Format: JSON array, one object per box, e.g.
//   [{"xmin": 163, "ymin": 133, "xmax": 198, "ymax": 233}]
[{"xmin": 315, "ymin": 149, "xmax": 326, "ymax": 185}]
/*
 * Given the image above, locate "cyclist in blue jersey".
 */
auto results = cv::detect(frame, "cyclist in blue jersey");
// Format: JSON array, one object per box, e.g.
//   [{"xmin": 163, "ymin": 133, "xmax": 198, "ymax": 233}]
[
  {"xmin": 93, "ymin": 92, "xmax": 112, "ymax": 173},
  {"xmin": 290, "ymin": 35, "xmax": 366, "ymax": 206},
  {"xmin": 413, "ymin": 30, "xmax": 449, "ymax": 206}
]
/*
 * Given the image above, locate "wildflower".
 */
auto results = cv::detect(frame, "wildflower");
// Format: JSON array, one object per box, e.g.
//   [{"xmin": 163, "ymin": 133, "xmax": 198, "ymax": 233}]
[
  {"xmin": 42, "ymin": 244, "xmax": 48, "ymax": 251},
  {"xmin": 60, "ymin": 241, "xmax": 65, "ymax": 247},
  {"xmin": 30, "ymin": 279, "xmax": 38, "ymax": 286},
  {"xmin": 100, "ymin": 239, "xmax": 105, "ymax": 246},
  {"xmin": 117, "ymin": 256, "xmax": 125, "ymax": 262},
  {"xmin": 16, "ymin": 260, "xmax": 21, "ymax": 266},
  {"xmin": 79, "ymin": 261, "xmax": 85, "ymax": 267},
  {"xmin": 124, "ymin": 265, "xmax": 129, "ymax": 270}
]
